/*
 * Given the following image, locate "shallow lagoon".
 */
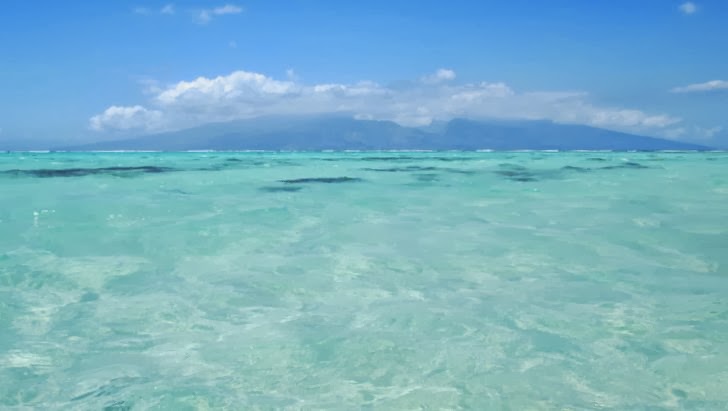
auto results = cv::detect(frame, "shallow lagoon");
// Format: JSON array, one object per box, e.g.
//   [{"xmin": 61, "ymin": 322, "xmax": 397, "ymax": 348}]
[{"xmin": 1, "ymin": 151, "xmax": 727, "ymax": 409}]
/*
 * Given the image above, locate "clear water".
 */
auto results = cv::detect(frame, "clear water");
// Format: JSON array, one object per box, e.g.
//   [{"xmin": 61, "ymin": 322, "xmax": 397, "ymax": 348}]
[{"xmin": 1, "ymin": 151, "xmax": 727, "ymax": 410}]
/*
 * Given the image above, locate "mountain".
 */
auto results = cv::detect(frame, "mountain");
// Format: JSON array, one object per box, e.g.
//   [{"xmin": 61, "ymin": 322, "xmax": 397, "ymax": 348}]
[
  {"xmin": 62, "ymin": 116, "xmax": 710, "ymax": 151},
  {"xmin": 1, "ymin": 138, "xmax": 73, "ymax": 151},
  {"xmin": 439, "ymin": 119, "xmax": 709, "ymax": 150}
]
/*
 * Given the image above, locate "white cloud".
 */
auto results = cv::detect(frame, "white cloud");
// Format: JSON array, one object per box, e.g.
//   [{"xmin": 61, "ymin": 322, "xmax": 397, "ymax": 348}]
[
  {"xmin": 90, "ymin": 69, "xmax": 683, "ymax": 135},
  {"xmin": 89, "ymin": 105, "xmax": 163, "ymax": 132},
  {"xmin": 704, "ymin": 126, "xmax": 724, "ymax": 138},
  {"xmin": 197, "ymin": 11, "xmax": 212, "ymax": 24},
  {"xmin": 421, "ymin": 68, "xmax": 457, "ymax": 84},
  {"xmin": 137, "ymin": 78, "xmax": 162, "ymax": 95},
  {"xmin": 155, "ymin": 71, "xmax": 296, "ymax": 106},
  {"xmin": 588, "ymin": 109, "xmax": 678, "ymax": 128},
  {"xmin": 679, "ymin": 2, "xmax": 697, "ymax": 14},
  {"xmin": 664, "ymin": 125, "xmax": 723, "ymax": 140},
  {"xmin": 213, "ymin": 4, "xmax": 243, "ymax": 14},
  {"xmin": 450, "ymin": 82, "xmax": 514, "ymax": 100},
  {"xmin": 671, "ymin": 80, "xmax": 728, "ymax": 93},
  {"xmin": 135, "ymin": 3, "xmax": 241, "ymax": 23},
  {"xmin": 197, "ymin": 4, "xmax": 243, "ymax": 24},
  {"xmin": 133, "ymin": 7, "xmax": 151, "ymax": 15}
]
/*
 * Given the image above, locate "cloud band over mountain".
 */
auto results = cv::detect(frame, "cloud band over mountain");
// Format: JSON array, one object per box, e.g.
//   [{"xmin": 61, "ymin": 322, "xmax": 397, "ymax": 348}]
[{"xmin": 90, "ymin": 69, "xmax": 681, "ymax": 137}]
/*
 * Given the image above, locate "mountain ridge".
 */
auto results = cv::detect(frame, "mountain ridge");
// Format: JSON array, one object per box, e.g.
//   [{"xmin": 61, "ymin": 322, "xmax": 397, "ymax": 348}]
[{"xmin": 50, "ymin": 116, "xmax": 714, "ymax": 151}]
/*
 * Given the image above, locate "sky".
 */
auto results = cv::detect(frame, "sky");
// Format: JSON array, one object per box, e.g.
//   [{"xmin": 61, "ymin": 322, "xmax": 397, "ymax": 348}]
[{"xmin": 1, "ymin": 0, "xmax": 727, "ymax": 147}]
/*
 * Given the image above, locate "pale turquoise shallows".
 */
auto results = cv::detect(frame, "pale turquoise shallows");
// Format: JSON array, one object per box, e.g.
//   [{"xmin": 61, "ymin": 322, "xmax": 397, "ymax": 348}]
[{"xmin": 1, "ymin": 152, "xmax": 727, "ymax": 410}]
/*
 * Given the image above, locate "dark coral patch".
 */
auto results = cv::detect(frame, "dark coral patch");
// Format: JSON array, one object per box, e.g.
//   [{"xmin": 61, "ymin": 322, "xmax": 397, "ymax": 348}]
[
  {"xmin": 561, "ymin": 165, "xmax": 591, "ymax": 172},
  {"xmin": 259, "ymin": 186, "xmax": 303, "ymax": 192},
  {"xmin": 363, "ymin": 166, "xmax": 438, "ymax": 172},
  {"xmin": 2, "ymin": 166, "xmax": 174, "ymax": 178},
  {"xmin": 279, "ymin": 177, "xmax": 363, "ymax": 184},
  {"xmin": 601, "ymin": 162, "xmax": 649, "ymax": 170}
]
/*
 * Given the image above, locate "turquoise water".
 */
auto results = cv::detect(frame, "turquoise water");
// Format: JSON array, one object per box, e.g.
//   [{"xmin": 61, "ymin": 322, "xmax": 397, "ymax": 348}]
[{"xmin": 1, "ymin": 151, "xmax": 727, "ymax": 410}]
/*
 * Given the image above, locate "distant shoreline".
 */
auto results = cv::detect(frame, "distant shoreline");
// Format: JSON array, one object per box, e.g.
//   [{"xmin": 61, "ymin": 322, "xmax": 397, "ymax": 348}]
[{"xmin": 2, "ymin": 149, "xmax": 725, "ymax": 154}]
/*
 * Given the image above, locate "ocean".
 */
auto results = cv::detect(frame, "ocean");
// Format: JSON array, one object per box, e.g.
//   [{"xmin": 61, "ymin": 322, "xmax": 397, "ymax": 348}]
[{"xmin": 1, "ymin": 151, "xmax": 727, "ymax": 409}]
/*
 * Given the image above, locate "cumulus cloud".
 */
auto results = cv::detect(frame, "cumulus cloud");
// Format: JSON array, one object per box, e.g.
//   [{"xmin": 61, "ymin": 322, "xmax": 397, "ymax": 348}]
[
  {"xmin": 197, "ymin": 4, "xmax": 243, "ymax": 24},
  {"xmin": 161, "ymin": 4, "xmax": 175, "ymax": 14},
  {"xmin": 89, "ymin": 69, "xmax": 682, "ymax": 135},
  {"xmin": 679, "ymin": 2, "xmax": 697, "ymax": 14},
  {"xmin": 671, "ymin": 80, "xmax": 728, "ymax": 93},
  {"xmin": 89, "ymin": 106, "xmax": 163, "ymax": 132},
  {"xmin": 421, "ymin": 68, "xmax": 457, "ymax": 84},
  {"xmin": 155, "ymin": 71, "xmax": 296, "ymax": 105}
]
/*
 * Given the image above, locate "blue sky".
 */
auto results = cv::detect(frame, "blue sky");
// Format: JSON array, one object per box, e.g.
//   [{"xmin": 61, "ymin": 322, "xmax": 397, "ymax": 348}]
[{"xmin": 1, "ymin": 0, "xmax": 727, "ymax": 146}]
